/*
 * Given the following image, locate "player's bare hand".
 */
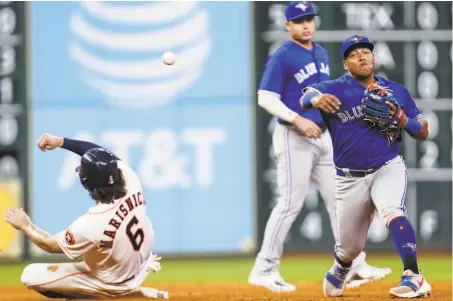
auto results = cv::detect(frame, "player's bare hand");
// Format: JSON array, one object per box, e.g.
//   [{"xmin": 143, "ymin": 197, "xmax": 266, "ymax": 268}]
[
  {"xmin": 385, "ymin": 101, "xmax": 406, "ymax": 124},
  {"xmin": 37, "ymin": 133, "xmax": 64, "ymax": 151},
  {"xmin": 313, "ymin": 94, "xmax": 341, "ymax": 113},
  {"xmin": 292, "ymin": 115, "xmax": 322, "ymax": 138},
  {"xmin": 4, "ymin": 207, "xmax": 32, "ymax": 231},
  {"xmin": 385, "ymin": 101, "xmax": 398, "ymax": 119}
]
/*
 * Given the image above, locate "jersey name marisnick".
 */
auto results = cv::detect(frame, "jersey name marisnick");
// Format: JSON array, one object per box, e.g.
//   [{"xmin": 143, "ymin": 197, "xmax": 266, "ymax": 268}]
[{"xmin": 100, "ymin": 192, "xmax": 146, "ymax": 248}]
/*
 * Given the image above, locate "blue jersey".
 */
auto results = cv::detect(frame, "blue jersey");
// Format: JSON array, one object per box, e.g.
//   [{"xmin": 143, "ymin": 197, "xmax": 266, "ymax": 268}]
[
  {"xmin": 259, "ymin": 40, "xmax": 330, "ymax": 126},
  {"xmin": 308, "ymin": 74, "xmax": 422, "ymax": 170}
]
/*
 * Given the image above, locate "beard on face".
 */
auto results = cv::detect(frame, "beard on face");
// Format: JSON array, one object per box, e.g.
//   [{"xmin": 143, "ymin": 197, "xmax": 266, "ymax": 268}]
[
  {"xmin": 350, "ymin": 67, "xmax": 374, "ymax": 81},
  {"xmin": 350, "ymin": 72, "xmax": 370, "ymax": 81},
  {"xmin": 348, "ymin": 61, "xmax": 374, "ymax": 80}
]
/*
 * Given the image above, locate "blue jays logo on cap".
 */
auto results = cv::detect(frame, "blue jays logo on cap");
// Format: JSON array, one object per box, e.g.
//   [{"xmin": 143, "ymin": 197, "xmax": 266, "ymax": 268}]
[
  {"xmin": 285, "ymin": 1, "xmax": 317, "ymax": 21},
  {"xmin": 341, "ymin": 34, "xmax": 374, "ymax": 59},
  {"xmin": 295, "ymin": 2, "xmax": 309, "ymax": 11},
  {"xmin": 348, "ymin": 35, "xmax": 364, "ymax": 43}
]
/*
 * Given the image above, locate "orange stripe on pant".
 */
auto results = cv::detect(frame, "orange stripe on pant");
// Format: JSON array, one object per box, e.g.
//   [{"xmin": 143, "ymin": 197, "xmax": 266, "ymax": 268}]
[{"xmin": 26, "ymin": 271, "xmax": 91, "ymax": 288}]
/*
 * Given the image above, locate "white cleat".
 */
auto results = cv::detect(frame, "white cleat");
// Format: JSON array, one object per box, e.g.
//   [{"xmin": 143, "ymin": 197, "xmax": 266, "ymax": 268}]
[
  {"xmin": 346, "ymin": 262, "xmax": 392, "ymax": 289},
  {"xmin": 138, "ymin": 287, "xmax": 169, "ymax": 299},
  {"xmin": 323, "ymin": 263, "xmax": 351, "ymax": 297},
  {"xmin": 389, "ymin": 269, "xmax": 432, "ymax": 299},
  {"xmin": 248, "ymin": 273, "xmax": 296, "ymax": 293}
]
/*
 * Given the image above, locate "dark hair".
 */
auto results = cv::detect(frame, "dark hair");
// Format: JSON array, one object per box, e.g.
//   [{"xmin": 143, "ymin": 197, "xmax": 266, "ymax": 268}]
[{"xmin": 84, "ymin": 169, "xmax": 127, "ymax": 204}]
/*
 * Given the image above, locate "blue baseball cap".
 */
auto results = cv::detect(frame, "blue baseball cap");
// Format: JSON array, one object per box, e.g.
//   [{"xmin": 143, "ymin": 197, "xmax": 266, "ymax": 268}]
[
  {"xmin": 341, "ymin": 35, "xmax": 374, "ymax": 59},
  {"xmin": 285, "ymin": 1, "xmax": 317, "ymax": 21}
]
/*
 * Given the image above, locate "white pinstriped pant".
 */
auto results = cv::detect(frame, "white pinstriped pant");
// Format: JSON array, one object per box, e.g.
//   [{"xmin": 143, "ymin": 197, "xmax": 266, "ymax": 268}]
[
  {"xmin": 334, "ymin": 155, "xmax": 408, "ymax": 263},
  {"xmin": 255, "ymin": 123, "xmax": 338, "ymax": 274}
]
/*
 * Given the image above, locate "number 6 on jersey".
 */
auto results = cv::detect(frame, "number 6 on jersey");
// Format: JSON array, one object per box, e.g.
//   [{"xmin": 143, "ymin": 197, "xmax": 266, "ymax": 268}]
[{"xmin": 126, "ymin": 216, "xmax": 144, "ymax": 251}]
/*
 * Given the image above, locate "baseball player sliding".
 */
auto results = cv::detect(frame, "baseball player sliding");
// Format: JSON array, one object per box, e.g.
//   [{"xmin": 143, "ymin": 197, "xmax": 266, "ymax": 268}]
[
  {"xmin": 249, "ymin": 1, "xmax": 390, "ymax": 293},
  {"xmin": 301, "ymin": 35, "xmax": 431, "ymax": 298},
  {"xmin": 4, "ymin": 133, "xmax": 168, "ymax": 299}
]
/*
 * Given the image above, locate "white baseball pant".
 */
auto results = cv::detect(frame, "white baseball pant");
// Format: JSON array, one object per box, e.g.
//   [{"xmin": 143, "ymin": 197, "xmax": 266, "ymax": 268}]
[
  {"xmin": 254, "ymin": 123, "xmax": 338, "ymax": 274},
  {"xmin": 21, "ymin": 256, "xmax": 157, "ymax": 299},
  {"xmin": 334, "ymin": 155, "xmax": 408, "ymax": 263}
]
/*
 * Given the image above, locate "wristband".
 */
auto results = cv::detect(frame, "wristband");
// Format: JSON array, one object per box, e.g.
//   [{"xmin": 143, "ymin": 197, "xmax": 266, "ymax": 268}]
[
  {"xmin": 301, "ymin": 92, "xmax": 318, "ymax": 109},
  {"xmin": 404, "ymin": 118, "xmax": 422, "ymax": 136}
]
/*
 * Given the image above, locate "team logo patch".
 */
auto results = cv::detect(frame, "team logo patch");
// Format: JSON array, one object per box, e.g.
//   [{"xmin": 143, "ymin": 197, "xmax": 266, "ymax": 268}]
[
  {"xmin": 65, "ymin": 230, "xmax": 75, "ymax": 245},
  {"xmin": 348, "ymin": 35, "xmax": 363, "ymax": 43},
  {"xmin": 403, "ymin": 243, "xmax": 417, "ymax": 253},
  {"xmin": 295, "ymin": 2, "xmax": 309, "ymax": 11}
]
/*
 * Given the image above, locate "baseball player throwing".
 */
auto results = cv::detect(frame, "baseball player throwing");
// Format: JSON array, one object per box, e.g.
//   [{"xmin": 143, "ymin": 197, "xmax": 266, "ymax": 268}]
[
  {"xmin": 4, "ymin": 133, "xmax": 168, "ymax": 299},
  {"xmin": 249, "ymin": 1, "xmax": 390, "ymax": 293},
  {"xmin": 301, "ymin": 35, "xmax": 432, "ymax": 298}
]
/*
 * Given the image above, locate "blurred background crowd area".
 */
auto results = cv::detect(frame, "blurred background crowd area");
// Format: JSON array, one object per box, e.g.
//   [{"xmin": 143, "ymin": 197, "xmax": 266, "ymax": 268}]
[{"xmin": 0, "ymin": 1, "xmax": 451, "ymax": 262}]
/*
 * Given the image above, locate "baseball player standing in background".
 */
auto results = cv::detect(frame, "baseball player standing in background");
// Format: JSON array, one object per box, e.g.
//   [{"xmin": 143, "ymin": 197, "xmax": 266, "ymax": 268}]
[
  {"xmin": 249, "ymin": 1, "xmax": 390, "ymax": 293},
  {"xmin": 4, "ymin": 133, "xmax": 168, "ymax": 299},
  {"xmin": 301, "ymin": 35, "xmax": 431, "ymax": 298}
]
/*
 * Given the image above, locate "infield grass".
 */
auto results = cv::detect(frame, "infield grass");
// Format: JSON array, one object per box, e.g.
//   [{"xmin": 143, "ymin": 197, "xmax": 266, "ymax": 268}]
[{"xmin": 0, "ymin": 253, "xmax": 450, "ymax": 286}]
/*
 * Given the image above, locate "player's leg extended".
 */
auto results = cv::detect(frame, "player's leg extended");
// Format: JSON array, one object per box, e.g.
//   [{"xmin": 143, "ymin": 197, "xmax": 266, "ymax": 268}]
[
  {"xmin": 322, "ymin": 174, "xmax": 374, "ymax": 297},
  {"xmin": 249, "ymin": 124, "xmax": 315, "ymax": 292},
  {"xmin": 370, "ymin": 156, "xmax": 431, "ymax": 298},
  {"xmin": 21, "ymin": 262, "xmax": 133, "ymax": 299},
  {"xmin": 311, "ymin": 132, "xmax": 391, "ymax": 289}
]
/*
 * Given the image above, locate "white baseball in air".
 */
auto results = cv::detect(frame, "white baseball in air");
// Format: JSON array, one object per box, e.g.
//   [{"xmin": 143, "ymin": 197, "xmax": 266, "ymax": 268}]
[
  {"xmin": 162, "ymin": 51, "xmax": 176, "ymax": 65},
  {"xmin": 69, "ymin": 1, "xmax": 212, "ymax": 108}
]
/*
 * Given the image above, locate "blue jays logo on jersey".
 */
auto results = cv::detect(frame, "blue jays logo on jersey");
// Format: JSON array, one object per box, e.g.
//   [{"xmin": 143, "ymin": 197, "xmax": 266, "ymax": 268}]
[
  {"xmin": 348, "ymin": 35, "xmax": 364, "ymax": 43},
  {"xmin": 295, "ymin": 2, "xmax": 309, "ymax": 11},
  {"xmin": 294, "ymin": 62, "xmax": 330, "ymax": 84},
  {"xmin": 403, "ymin": 243, "xmax": 417, "ymax": 253}
]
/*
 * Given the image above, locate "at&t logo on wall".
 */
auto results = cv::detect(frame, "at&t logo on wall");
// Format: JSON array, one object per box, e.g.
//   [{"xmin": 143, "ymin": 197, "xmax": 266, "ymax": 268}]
[{"xmin": 68, "ymin": 1, "xmax": 212, "ymax": 109}]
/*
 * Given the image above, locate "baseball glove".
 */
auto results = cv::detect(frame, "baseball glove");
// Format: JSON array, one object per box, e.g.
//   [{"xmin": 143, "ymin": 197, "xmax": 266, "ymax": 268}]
[{"xmin": 361, "ymin": 84, "xmax": 404, "ymax": 132}]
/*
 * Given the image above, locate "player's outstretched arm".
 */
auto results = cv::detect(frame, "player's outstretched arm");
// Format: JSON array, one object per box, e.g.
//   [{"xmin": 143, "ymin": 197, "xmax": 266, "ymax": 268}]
[
  {"xmin": 37, "ymin": 133, "xmax": 120, "ymax": 159},
  {"xmin": 300, "ymin": 90, "xmax": 341, "ymax": 113},
  {"xmin": 4, "ymin": 208, "xmax": 63, "ymax": 254},
  {"xmin": 386, "ymin": 102, "xmax": 429, "ymax": 140}
]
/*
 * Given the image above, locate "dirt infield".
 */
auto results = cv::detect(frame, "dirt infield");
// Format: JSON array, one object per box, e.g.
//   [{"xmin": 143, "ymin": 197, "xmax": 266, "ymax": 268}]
[{"xmin": 1, "ymin": 281, "xmax": 451, "ymax": 301}]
